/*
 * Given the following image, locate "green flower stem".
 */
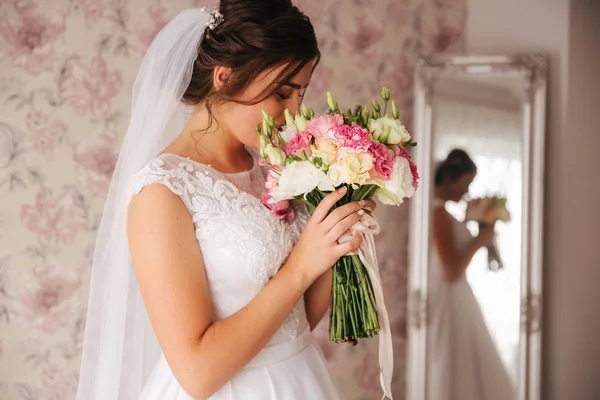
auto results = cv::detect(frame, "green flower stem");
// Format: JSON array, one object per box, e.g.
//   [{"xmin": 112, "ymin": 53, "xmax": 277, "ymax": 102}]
[
  {"xmin": 349, "ymin": 267, "xmax": 362, "ymax": 336},
  {"xmin": 358, "ymin": 257, "xmax": 380, "ymax": 333},
  {"xmin": 352, "ymin": 255, "xmax": 378, "ymax": 334},
  {"xmin": 342, "ymin": 285, "xmax": 351, "ymax": 340},
  {"xmin": 329, "ymin": 262, "xmax": 337, "ymax": 341},
  {"xmin": 303, "ymin": 185, "xmax": 381, "ymax": 344},
  {"xmin": 337, "ymin": 289, "xmax": 342, "ymax": 340},
  {"xmin": 343, "ymin": 258, "xmax": 356, "ymax": 338}
]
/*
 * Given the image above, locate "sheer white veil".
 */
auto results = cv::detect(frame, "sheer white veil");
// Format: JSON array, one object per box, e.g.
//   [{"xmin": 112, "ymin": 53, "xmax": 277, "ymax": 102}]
[{"xmin": 76, "ymin": 8, "xmax": 213, "ymax": 399}]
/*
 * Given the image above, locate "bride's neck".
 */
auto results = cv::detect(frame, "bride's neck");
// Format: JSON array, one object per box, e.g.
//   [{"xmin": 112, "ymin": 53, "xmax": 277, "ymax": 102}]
[
  {"xmin": 434, "ymin": 187, "xmax": 450, "ymax": 201},
  {"xmin": 170, "ymin": 106, "xmax": 250, "ymax": 169}
]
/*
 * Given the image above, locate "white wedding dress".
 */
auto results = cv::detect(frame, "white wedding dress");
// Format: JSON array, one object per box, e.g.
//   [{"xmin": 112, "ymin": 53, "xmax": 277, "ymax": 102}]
[
  {"xmin": 129, "ymin": 153, "xmax": 341, "ymax": 400},
  {"xmin": 426, "ymin": 199, "xmax": 515, "ymax": 400}
]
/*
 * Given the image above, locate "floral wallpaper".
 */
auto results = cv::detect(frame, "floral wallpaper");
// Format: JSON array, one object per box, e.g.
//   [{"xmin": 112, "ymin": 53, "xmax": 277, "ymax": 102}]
[{"xmin": 0, "ymin": 0, "xmax": 465, "ymax": 399}]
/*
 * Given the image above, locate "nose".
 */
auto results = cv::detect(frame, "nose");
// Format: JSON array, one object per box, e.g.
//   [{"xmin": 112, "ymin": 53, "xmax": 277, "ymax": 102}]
[{"xmin": 287, "ymin": 96, "xmax": 301, "ymax": 116}]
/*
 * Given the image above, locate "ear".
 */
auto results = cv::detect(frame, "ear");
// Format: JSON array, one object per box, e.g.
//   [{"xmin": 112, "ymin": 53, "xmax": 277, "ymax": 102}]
[{"xmin": 213, "ymin": 66, "xmax": 232, "ymax": 91}]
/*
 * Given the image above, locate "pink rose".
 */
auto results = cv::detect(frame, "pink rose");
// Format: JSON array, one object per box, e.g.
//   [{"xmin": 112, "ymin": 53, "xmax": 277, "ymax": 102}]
[
  {"xmin": 328, "ymin": 125, "xmax": 371, "ymax": 153},
  {"xmin": 261, "ymin": 191, "xmax": 295, "ymax": 222},
  {"xmin": 304, "ymin": 114, "xmax": 344, "ymax": 137},
  {"xmin": 369, "ymin": 142, "xmax": 395, "ymax": 179},
  {"xmin": 395, "ymin": 146, "xmax": 419, "ymax": 190},
  {"xmin": 285, "ymin": 130, "xmax": 313, "ymax": 157}
]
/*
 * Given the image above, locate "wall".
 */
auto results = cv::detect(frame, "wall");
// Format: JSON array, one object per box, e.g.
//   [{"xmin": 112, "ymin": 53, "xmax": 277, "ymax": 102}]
[
  {"xmin": 0, "ymin": 0, "xmax": 466, "ymax": 399},
  {"xmin": 467, "ymin": 0, "xmax": 600, "ymax": 399},
  {"xmin": 558, "ymin": 1, "xmax": 600, "ymax": 398}
]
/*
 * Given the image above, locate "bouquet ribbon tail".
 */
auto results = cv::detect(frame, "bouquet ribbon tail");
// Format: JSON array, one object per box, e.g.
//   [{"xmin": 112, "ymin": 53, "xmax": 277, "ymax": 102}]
[{"xmin": 353, "ymin": 215, "xmax": 394, "ymax": 399}]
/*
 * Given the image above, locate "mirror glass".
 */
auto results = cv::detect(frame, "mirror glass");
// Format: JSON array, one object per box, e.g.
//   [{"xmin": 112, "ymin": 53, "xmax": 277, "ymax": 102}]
[{"xmin": 426, "ymin": 72, "xmax": 525, "ymax": 400}]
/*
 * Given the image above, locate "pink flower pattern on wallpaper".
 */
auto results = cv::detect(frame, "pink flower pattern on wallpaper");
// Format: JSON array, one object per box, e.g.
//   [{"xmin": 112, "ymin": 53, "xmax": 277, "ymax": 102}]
[
  {"xmin": 0, "ymin": 125, "xmax": 17, "ymax": 169},
  {"xmin": 19, "ymin": 266, "xmax": 81, "ymax": 333},
  {"xmin": 0, "ymin": 1, "xmax": 66, "ymax": 76},
  {"xmin": 60, "ymin": 56, "xmax": 123, "ymax": 115},
  {"xmin": 26, "ymin": 112, "xmax": 68, "ymax": 155},
  {"xmin": 387, "ymin": 0, "xmax": 412, "ymax": 25},
  {"xmin": 422, "ymin": 15, "xmax": 464, "ymax": 54},
  {"xmin": 379, "ymin": 54, "xmax": 415, "ymax": 104},
  {"xmin": 0, "ymin": 0, "xmax": 465, "ymax": 398},
  {"xmin": 127, "ymin": 4, "xmax": 170, "ymax": 56},
  {"xmin": 73, "ymin": 0, "xmax": 105, "ymax": 23},
  {"xmin": 17, "ymin": 364, "xmax": 79, "ymax": 400},
  {"xmin": 73, "ymin": 133, "xmax": 118, "ymax": 196},
  {"xmin": 20, "ymin": 188, "xmax": 88, "ymax": 247},
  {"xmin": 345, "ymin": 13, "xmax": 384, "ymax": 69},
  {"xmin": 347, "ymin": 14, "xmax": 384, "ymax": 53},
  {"xmin": 297, "ymin": 0, "xmax": 327, "ymax": 25},
  {"xmin": 304, "ymin": 64, "xmax": 333, "ymax": 104}
]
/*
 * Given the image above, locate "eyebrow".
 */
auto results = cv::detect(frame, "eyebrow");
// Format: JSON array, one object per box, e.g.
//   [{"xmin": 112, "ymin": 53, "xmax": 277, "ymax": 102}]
[{"xmin": 279, "ymin": 82, "xmax": 306, "ymax": 90}]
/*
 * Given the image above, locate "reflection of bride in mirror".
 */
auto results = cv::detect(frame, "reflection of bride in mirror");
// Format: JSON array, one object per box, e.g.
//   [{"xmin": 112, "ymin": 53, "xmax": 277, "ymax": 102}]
[{"xmin": 427, "ymin": 149, "xmax": 515, "ymax": 400}]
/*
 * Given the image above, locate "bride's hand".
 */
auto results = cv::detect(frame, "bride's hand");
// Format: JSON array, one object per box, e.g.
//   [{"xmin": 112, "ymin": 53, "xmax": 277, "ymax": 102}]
[
  {"xmin": 285, "ymin": 187, "xmax": 369, "ymax": 285},
  {"xmin": 362, "ymin": 199, "xmax": 377, "ymax": 214}
]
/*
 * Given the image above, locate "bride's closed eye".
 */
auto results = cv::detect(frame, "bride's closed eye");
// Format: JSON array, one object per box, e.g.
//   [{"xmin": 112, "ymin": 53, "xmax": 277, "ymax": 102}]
[{"xmin": 276, "ymin": 91, "xmax": 292, "ymax": 100}]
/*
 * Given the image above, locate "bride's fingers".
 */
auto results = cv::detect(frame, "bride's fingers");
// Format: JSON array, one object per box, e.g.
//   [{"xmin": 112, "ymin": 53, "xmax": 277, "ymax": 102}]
[
  {"xmin": 334, "ymin": 232, "xmax": 363, "ymax": 258},
  {"xmin": 363, "ymin": 199, "xmax": 376, "ymax": 213},
  {"xmin": 327, "ymin": 212, "xmax": 362, "ymax": 242},
  {"xmin": 322, "ymin": 201, "xmax": 363, "ymax": 233},
  {"xmin": 310, "ymin": 187, "xmax": 347, "ymax": 225}
]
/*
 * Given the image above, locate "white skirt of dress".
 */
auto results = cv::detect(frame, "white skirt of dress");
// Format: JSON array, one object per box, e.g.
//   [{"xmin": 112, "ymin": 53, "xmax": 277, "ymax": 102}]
[{"xmin": 139, "ymin": 331, "xmax": 341, "ymax": 400}]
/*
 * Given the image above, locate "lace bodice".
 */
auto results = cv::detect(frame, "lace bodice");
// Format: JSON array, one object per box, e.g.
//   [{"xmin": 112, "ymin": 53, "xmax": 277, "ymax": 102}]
[{"xmin": 130, "ymin": 153, "xmax": 310, "ymax": 344}]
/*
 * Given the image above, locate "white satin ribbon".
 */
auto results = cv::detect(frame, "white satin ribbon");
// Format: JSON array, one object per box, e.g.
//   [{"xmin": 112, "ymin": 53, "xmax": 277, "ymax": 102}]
[{"xmin": 339, "ymin": 213, "xmax": 394, "ymax": 400}]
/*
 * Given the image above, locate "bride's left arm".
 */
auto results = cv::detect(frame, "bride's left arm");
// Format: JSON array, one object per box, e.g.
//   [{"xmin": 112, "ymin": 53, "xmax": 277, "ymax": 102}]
[
  {"xmin": 303, "ymin": 199, "xmax": 377, "ymax": 331},
  {"xmin": 304, "ymin": 269, "xmax": 333, "ymax": 330}
]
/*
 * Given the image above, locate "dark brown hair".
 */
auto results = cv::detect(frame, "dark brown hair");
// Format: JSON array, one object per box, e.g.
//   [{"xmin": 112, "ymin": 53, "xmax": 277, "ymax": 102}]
[
  {"xmin": 434, "ymin": 149, "xmax": 477, "ymax": 186},
  {"xmin": 182, "ymin": 0, "xmax": 320, "ymax": 112}
]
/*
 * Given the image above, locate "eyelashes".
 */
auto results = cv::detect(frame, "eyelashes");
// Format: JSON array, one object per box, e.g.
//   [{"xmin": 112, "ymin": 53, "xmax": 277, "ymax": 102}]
[
  {"xmin": 276, "ymin": 90, "xmax": 305, "ymax": 101},
  {"xmin": 277, "ymin": 91, "xmax": 292, "ymax": 100}
]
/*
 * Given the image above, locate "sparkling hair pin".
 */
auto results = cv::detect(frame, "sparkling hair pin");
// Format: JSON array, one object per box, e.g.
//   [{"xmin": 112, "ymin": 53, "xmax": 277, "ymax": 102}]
[{"xmin": 200, "ymin": 7, "xmax": 224, "ymax": 38}]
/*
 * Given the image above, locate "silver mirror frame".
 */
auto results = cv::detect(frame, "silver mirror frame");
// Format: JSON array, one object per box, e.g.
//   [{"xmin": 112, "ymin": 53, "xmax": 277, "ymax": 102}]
[{"xmin": 407, "ymin": 54, "xmax": 547, "ymax": 400}]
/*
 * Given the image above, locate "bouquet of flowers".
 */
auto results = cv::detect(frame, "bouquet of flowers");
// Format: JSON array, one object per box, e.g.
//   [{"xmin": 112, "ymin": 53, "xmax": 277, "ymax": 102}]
[
  {"xmin": 257, "ymin": 87, "xmax": 418, "ymax": 399},
  {"xmin": 465, "ymin": 196, "xmax": 511, "ymax": 271}
]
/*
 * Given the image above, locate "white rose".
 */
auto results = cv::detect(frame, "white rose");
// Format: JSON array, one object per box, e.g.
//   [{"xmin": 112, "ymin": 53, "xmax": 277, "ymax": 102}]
[
  {"xmin": 328, "ymin": 153, "xmax": 373, "ymax": 186},
  {"xmin": 370, "ymin": 116, "xmax": 411, "ymax": 145},
  {"xmin": 279, "ymin": 125, "xmax": 298, "ymax": 143},
  {"xmin": 265, "ymin": 144, "xmax": 286, "ymax": 166},
  {"xmin": 327, "ymin": 163, "xmax": 351, "ymax": 186},
  {"xmin": 373, "ymin": 157, "xmax": 415, "ymax": 205},
  {"xmin": 268, "ymin": 161, "xmax": 335, "ymax": 203}
]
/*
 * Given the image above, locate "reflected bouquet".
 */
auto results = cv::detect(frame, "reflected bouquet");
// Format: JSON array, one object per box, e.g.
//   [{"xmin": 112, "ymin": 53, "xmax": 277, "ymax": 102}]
[{"xmin": 465, "ymin": 196, "xmax": 511, "ymax": 270}]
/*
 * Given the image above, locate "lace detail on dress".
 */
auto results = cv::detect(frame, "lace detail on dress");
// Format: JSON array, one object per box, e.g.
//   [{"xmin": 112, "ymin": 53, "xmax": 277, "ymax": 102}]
[{"xmin": 130, "ymin": 153, "xmax": 309, "ymax": 340}]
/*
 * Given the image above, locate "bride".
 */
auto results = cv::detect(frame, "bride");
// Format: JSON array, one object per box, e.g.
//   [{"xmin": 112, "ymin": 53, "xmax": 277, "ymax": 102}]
[
  {"xmin": 76, "ymin": 2, "xmax": 376, "ymax": 399},
  {"xmin": 427, "ymin": 149, "xmax": 515, "ymax": 400}
]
